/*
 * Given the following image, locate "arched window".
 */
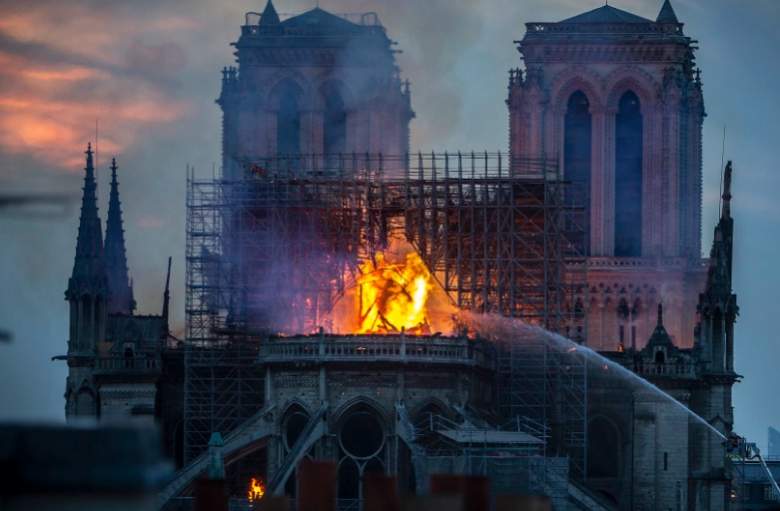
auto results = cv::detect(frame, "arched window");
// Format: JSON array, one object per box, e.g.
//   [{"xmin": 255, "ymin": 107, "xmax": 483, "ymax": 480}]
[
  {"xmin": 322, "ymin": 84, "xmax": 347, "ymax": 156},
  {"xmin": 564, "ymin": 91, "xmax": 592, "ymax": 255},
  {"xmin": 75, "ymin": 388, "xmax": 96, "ymax": 416},
  {"xmin": 615, "ymin": 91, "xmax": 643, "ymax": 257},
  {"xmin": 282, "ymin": 405, "xmax": 311, "ymax": 451},
  {"xmin": 123, "ymin": 345, "xmax": 134, "ymax": 368},
  {"xmin": 276, "ymin": 82, "xmax": 303, "ymax": 155},
  {"xmin": 336, "ymin": 403, "xmax": 386, "ymax": 503},
  {"xmin": 587, "ymin": 417, "xmax": 620, "ymax": 478}
]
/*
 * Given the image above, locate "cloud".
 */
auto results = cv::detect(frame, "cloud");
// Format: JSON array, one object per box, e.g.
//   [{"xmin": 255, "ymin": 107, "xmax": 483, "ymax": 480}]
[{"xmin": 0, "ymin": 4, "xmax": 197, "ymax": 172}]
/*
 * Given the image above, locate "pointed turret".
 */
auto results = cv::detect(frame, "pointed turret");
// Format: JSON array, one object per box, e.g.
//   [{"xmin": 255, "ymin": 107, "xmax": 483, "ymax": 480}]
[
  {"xmin": 259, "ymin": 0, "xmax": 280, "ymax": 26},
  {"xmin": 104, "ymin": 157, "xmax": 135, "ymax": 314},
  {"xmin": 647, "ymin": 303, "xmax": 675, "ymax": 348},
  {"xmin": 656, "ymin": 0, "xmax": 679, "ymax": 23},
  {"xmin": 696, "ymin": 161, "xmax": 738, "ymax": 374},
  {"xmin": 67, "ymin": 143, "xmax": 106, "ymax": 297},
  {"xmin": 162, "ymin": 256, "xmax": 172, "ymax": 331},
  {"xmin": 709, "ymin": 161, "xmax": 734, "ymax": 291},
  {"xmin": 721, "ymin": 160, "xmax": 733, "ymax": 221},
  {"xmin": 66, "ymin": 143, "xmax": 108, "ymax": 357}
]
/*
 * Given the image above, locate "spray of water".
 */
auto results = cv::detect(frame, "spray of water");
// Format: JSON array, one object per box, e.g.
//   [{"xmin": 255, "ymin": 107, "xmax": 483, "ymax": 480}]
[{"xmin": 460, "ymin": 312, "xmax": 728, "ymax": 441}]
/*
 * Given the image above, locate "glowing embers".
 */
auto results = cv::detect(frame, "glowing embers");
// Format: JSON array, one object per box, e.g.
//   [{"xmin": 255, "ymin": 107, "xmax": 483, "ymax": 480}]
[
  {"xmin": 247, "ymin": 477, "xmax": 266, "ymax": 503},
  {"xmin": 330, "ymin": 239, "xmax": 456, "ymax": 336},
  {"xmin": 356, "ymin": 248, "xmax": 431, "ymax": 334}
]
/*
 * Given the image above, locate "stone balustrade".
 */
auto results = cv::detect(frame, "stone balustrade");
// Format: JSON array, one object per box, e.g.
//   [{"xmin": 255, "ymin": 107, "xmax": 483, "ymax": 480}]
[{"xmin": 257, "ymin": 334, "xmax": 495, "ymax": 369}]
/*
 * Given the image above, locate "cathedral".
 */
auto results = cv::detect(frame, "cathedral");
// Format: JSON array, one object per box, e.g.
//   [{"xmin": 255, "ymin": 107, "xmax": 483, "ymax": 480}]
[{"xmin": 60, "ymin": 1, "xmax": 741, "ymax": 510}]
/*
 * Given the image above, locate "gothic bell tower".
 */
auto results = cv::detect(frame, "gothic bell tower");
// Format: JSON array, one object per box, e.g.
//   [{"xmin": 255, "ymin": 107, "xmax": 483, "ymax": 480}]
[
  {"xmin": 64, "ymin": 143, "xmax": 107, "ymax": 418},
  {"xmin": 218, "ymin": 0, "xmax": 414, "ymax": 180},
  {"xmin": 509, "ymin": 0, "xmax": 706, "ymax": 350},
  {"xmin": 689, "ymin": 161, "xmax": 738, "ymax": 509}
]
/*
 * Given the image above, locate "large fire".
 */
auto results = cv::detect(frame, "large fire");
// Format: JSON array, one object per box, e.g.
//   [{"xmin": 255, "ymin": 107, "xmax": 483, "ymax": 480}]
[
  {"xmin": 247, "ymin": 477, "xmax": 265, "ymax": 503},
  {"xmin": 329, "ymin": 240, "xmax": 456, "ymax": 335}
]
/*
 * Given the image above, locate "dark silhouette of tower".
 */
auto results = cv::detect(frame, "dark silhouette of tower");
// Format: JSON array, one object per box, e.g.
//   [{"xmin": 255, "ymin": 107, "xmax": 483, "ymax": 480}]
[{"xmin": 218, "ymin": 0, "xmax": 414, "ymax": 179}]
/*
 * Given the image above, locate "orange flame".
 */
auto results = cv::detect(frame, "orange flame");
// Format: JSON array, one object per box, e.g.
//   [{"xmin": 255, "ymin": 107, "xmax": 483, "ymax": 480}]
[
  {"xmin": 247, "ymin": 477, "xmax": 265, "ymax": 503},
  {"xmin": 330, "ymin": 239, "xmax": 457, "ymax": 335}
]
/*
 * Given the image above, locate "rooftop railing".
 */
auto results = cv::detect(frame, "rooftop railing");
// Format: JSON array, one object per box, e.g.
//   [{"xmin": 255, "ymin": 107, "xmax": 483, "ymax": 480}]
[
  {"xmin": 634, "ymin": 361, "xmax": 696, "ymax": 378},
  {"xmin": 257, "ymin": 334, "xmax": 495, "ymax": 369},
  {"xmin": 94, "ymin": 355, "xmax": 162, "ymax": 374},
  {"xmin": 525, "ymin": 22, "xmax": 684, "ymax": 36}
]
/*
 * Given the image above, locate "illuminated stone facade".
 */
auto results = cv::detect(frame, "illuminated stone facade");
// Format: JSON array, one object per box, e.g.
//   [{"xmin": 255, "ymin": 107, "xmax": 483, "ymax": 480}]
[{"xmin": 509, "ymin": 2, "xmax": 706, "ymax": 351}]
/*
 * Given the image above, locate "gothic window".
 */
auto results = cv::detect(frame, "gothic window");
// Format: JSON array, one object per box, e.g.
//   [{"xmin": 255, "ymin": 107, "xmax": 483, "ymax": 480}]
[
  {"xmin": 336, "ymin": 404, "xmax": 386, "ymax": 504},
  {"xmin": 615, "ymin": 91, "xmax": 643, "ymax": 257},
  {"xmin": 337, "ymin": 457, "xmax": 360, "ymax": 499},
  {"xmin": 564, "ymin": 90, "xmax": 592, "ymax": 255},
  {"xmin": 75, "ymin": 388, "xmax": 96, "ymax": 416},
  {"xmin": 587, "ymin": 416, "xmax": 620, "ymax": 478},
  {"xmin": 283, "ymin": 404, "xmax": 310, "ymax": 451},
  {"xmin": 322, "ymin": 83, "xmax": 347, "ymax": 156},
  {"xmin": 275, "ymin": 81, "xmax": 303, "ymax": 155}
]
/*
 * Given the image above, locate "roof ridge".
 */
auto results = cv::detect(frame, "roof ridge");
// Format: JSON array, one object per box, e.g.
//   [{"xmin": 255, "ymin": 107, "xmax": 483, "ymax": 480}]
[{"xmin": 560, "ymin": 4, "xmax": 653, "ymax": 24}]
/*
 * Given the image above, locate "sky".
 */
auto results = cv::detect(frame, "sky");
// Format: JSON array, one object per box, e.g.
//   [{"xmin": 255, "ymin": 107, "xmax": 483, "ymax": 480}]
[{"xmin": 0, "ymin": 0, "xmax": 778, "ymax": 451}]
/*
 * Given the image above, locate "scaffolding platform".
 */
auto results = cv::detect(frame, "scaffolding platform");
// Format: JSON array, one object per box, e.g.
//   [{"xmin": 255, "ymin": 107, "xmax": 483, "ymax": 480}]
[{"xmin": 184, "ymin": 152, "xmax": 588, "ymax": 481}]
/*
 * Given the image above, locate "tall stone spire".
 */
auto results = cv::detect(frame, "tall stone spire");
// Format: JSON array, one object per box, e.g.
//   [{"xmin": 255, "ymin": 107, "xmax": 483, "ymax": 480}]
[
  {"xmin": 721, "ymin": 159, "xmax": 732, "ymax": 220},
  {"xmin": 710, "ymin": 161, "xmax": 734, "ymax": 290},
  {"xmin": 67, "ymin": 143, "xmax": 105, "ymax": 297},
  {"xmin": 656, "ymin": 0, "xmax": 679, "ymax": 23},
  {"xmin": 66, "ymin": 143, "xmax": 108, "ymax": 358},
  {"xmin": 162, "ymin": 256, "xmax": 172, "ymax": 330},
  {"xmin": 104, "ymin": 157, "xmax": 135, "ymax": 314},
  {"xmin": 259, "ymin": 0, "xmax": 280, "ymax": 26}
]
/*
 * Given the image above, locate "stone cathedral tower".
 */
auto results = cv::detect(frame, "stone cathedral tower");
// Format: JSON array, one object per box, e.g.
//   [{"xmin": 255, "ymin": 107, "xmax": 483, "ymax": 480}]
[
  {"xmin": 64, "ymin": 144, "xmax": 108, "ymax": 416},
  {"xmin": 508, "ymin": 0, "xmax": 706, "ymax": 350},
  {"xmin": 62, "ymin": 145, "xmax": 175, "ymax": 425},
  {"xmin": 218, "ymin": 0, "xmax": 414, "ymax": 180}
]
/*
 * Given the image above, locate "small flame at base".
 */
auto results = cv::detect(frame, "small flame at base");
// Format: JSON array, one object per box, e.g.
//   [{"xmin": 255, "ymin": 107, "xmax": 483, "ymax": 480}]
[{"xmin": 248, "ymin": 477, "xmax": 265, "ymax": 503}]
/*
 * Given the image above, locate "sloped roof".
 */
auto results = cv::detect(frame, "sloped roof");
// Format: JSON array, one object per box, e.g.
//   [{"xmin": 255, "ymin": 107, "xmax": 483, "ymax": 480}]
[
  {"xmin": 560, "ymin": 5, "xmax": 653, "ymax": 24},
  {"xmin": 281, "ymin": 7, "xmax": 360, "ymax": 34}
]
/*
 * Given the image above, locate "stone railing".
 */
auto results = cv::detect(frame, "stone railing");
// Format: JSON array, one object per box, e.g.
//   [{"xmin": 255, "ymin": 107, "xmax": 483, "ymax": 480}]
[
  {"xmin": 257, "ymin": 334, "xmax": 494, "ymax": 370},
  {"xmin": 525, "ymin": 22, "xmax": 683, "ymax": 36},
  {"xmin": 94, "ymin": 356, "xmax": 162, "ymax": 374},
  {"xmin": 634, "ymin": 362, "xmax": 696, "ymax": 378},
  {"xmin": 568, "ymin": 256, "xmax": 706, "ymax": 271}
]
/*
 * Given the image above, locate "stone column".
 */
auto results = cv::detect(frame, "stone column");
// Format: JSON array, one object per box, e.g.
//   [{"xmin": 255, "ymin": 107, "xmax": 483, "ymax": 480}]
[
  {"xmin": 301, "ymin": 110, "xmax": 324, "ymax": 156},
  {"xmin": 527, "ymin": 91, "xmax": 544, "ymax": 160},
  {"xmin": 591, "ymin": 107, "xmax": 610, "ymax": 255},
  {"xmin": 645, "ymin": 107, "xmax": 664, "ymax": 257},
  {"xmin": 664, "ymin": 100, "xmax": 681, "ymax": 257}
]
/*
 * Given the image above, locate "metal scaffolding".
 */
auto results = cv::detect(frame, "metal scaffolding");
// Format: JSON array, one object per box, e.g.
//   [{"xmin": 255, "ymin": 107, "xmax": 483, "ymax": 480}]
[{"xmin": 184, "ymin": 153, "xmax": 588, "ymax": 472}]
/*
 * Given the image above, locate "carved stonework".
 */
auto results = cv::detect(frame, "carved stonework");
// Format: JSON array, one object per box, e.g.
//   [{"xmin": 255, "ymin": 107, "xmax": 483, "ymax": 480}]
[{"xmin": 513, "ymin": 9, "xmax": 706, "ymax": 351}]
